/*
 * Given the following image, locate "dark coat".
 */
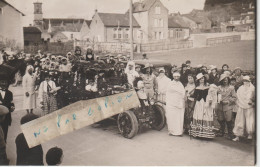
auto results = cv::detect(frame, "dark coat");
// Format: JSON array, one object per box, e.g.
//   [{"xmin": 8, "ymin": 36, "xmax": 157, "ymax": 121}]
[
  {"xmin": 15, "ymin": 133, "xmax": 44, "ymax": 165},
  {"xmin": 208, "ymin": 72, "xmax": 220, "ymax": 85},
  {"xmin": 0, "ymin": 90, "xmax": 14, "ymax": 126}
]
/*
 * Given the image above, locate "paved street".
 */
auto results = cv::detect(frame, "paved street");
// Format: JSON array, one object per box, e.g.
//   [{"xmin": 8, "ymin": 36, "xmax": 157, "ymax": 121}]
[{"xmin": 6, "ymin": 85, "xmax": 255, "ymax": 166}]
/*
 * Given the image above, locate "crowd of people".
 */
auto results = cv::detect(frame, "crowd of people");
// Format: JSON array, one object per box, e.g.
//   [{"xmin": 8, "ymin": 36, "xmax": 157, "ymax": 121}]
[{"xmin": 0, "ymin": 47, "xmax": 256, "ymax": 165}]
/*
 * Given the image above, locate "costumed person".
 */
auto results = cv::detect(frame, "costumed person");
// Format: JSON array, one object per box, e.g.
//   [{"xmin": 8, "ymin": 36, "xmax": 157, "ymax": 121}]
[
  {"xmin": 165, "ymin": 71, "xmax": 186, "ymax": 136},
  {"xmin": 16, "ymin": 114, "xmax": 44, "ymax": 165},
  {"xmin": 221, "ymin": 64, "xmax": 230, "ymax": 74},
  {"xmin": 189, "ymin": 73, "xmax": 217, "ymax": 139},
  {"xmin": 38, "ymin": 72, "xmax": 60, "ymax": 116},
  {"xmin": 142, "ymin": 53, "xmax": 148, "ymax": 60},
  {"xmin": 85, "ymin": 79, "xmax": 98, "ymax": 99},
  {"xmin": 0, "ymin": 105, "xmax": 9, "ymax": 165},
  {"xmin": 22, "ymin": 65, "xmax": 37, "ymax": 114},
  {"xmin": 46, "ymin": 147, "xmax": 64, "ymax": 166},
  {"xmin": 59, "ymin": 58, "xmax": 71, "ymax": 72},
  {"xmin": 0, "ymin": 73, "xmax": 15, "ymax": 143},
  {"xmin": 232, "ymin": 67, "xmax": 243, "ymax": 91},
  {"xmin": 208, "ymin": 65, "xmax": 220, "ymax": 85},
  {"xmin": 233, "ymin": 76, "xmax": 255, "ymax": 141},
  {"xmin": 156, "ymin": 67, "xmax": 171, "ymax": 104},
  {"xmin": 216, "ymin": 74, "xmax": 236, "ymax": 139},
  {"xmin": 84, "ymin": 47, "xmax": 95, "ymax": 61},
  {"xmin": 125, "ymin": 61, "xmax": 139, "ymax": 87},
  {"xmin": 184, "ymin": 74, "xmax": 196, "ymax": 133},
  {"xmin": 141, "ymin": 63, "xmax": 157, "ymax": 100}
]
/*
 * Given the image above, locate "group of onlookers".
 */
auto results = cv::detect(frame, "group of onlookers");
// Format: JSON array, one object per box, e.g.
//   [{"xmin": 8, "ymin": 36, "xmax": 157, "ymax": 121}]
[
  {"xmin": 125, "ymin": 60, "xmax": 255, "ymax": 142},
  {"xmin": 0, "ymin": 48, "xmax": 256, "ymax": 165}
]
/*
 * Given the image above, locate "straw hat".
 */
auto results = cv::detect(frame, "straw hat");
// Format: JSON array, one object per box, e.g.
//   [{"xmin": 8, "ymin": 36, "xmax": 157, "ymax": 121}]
[
  {"xmin": 196, "ymin": 73, "xmax": 204, "ymax": 80},
  {"xmin": 219, "ymin": 74, "xmax": 228, "ymax": 83},
  {"xmin": 159, "ymin": 67, "xmax": 165, "ymax": 73},
  {"xmin": 242, "ymin": 76, "xmax": 250, "ymax": 82}
]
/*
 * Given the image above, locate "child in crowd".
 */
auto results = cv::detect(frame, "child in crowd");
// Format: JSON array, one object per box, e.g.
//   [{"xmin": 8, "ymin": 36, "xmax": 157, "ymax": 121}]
[{"xmin": 46, "ymin": 147, "xmax": 64, "ymax": 165}]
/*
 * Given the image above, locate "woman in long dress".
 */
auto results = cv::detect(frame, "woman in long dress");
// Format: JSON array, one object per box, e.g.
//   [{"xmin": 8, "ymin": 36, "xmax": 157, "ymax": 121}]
[
  {"xmin": 38, "ymin": 72, "xmax": 59, "ymax": 116},
  {"xmin": 22, "ymin": 65, "xmax": 37, "ymax": 114},
  {"xmin": 233, "ymin": 76, "xmax": 255, "ymax": 141},
  {"xmin": 165, "ymin": 72, "xmax": 186, "ymax": 136},
  {"xmin": 189, "ymin": 73, "xmax": 217, "ymax": 138}
]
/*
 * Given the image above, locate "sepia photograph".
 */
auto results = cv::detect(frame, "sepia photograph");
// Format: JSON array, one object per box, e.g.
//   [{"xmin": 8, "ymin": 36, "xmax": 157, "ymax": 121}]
[{"xmin": 0, "ymin": 0, "xmax": 256, "ymax": 166}]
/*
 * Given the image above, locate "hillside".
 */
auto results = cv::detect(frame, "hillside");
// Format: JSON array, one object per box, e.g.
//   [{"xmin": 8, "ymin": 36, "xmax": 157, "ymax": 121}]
[{"xmin": 204, "ymin": 0, "xmax": 255, "ymax": 26}]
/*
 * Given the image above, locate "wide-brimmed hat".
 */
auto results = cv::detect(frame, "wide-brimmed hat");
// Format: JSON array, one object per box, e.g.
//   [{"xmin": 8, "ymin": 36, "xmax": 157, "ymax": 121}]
[
  {"xmin": 196, "ymin": 73, "xmax": 204, "ymax": 80},
  {"xmin": 144, "ymin": 63, "xmax": 152, "ymax": 69},
  {"xmin": 135, "ymin": 65, "xmax": 141, "ymax": 69},
  {"xmin": 159, "ymin": 67, "xmax": 165, "ymax": 73},
  {"xmin": 223, "ymin": 71, "xmax": 231, "ymax": 76},
  {"xmin": 242, "ymin": 75, "xmax": 250, "ymax": 82},
  {"xmin": 219, "ymin": 74, "xmax": 228, "ymax": 83},
  {"xmin": 0, "ymin": 105, "xmax": 9, "ymax": 116},
  {"xmin": 209, "ymin": 65, "xmax": 217, "ymax": 71}
]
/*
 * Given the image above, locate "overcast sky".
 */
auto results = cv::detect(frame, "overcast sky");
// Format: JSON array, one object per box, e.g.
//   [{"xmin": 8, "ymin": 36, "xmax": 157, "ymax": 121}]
[{"xmin": 6, "ymin": 0, "xmax": 205, "ymax": 26}]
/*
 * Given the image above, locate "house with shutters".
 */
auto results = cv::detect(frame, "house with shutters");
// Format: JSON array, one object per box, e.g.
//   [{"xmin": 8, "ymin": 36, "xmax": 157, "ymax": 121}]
[
  {"xmin": 89, "ymin": 10, "xmax": 141, "ymax": 42},
  {"xmin": 131, "ymin": 0, "xmax": 169, "ymax": 42},
  {"xmin": 0, "ymin": 0, "xmax": 25, "ymax": 49}
]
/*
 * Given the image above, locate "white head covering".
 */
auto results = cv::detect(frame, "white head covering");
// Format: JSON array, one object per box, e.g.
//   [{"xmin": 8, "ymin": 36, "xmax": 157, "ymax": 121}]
[
  {"xmin": 125, "ymin": 61, "xmax": 136, "ymax": 74},
  {"xmin": 196, "ymin": 73, "xmax": 204, "ymax": 80},
  {"xmin": 173, "ymin": 71, "xmax": 181, "ymax": 77},
  {"xmin": 26, "ymin": 65, "xmax": 34, "ymax": 74}
]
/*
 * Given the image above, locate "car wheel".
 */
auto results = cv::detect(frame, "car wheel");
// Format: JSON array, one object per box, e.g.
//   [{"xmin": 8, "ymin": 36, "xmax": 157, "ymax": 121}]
[{"xmin": 117, "ymin": 110, "xmax": 138, "ymax": 139}]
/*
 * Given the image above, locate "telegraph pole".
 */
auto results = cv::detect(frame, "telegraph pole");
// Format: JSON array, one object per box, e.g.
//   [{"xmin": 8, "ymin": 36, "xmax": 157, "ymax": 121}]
[{"xmin": 129, "ymin": 0, "xmax": 134, "ymax": 60}]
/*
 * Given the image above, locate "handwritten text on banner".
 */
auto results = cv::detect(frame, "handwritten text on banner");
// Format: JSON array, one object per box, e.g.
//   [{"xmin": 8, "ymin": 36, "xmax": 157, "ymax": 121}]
[{"xmin": 21, "ymin": 90, "xmax": 140, "ymax": 148}]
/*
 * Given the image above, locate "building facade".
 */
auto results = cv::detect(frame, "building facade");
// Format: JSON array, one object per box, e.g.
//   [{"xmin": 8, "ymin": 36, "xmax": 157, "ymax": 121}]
[
  {"xmin": 0, "ymin": 0, "xmax": 24, "ymax": 49},
  {"xmin": 89, "ymin": 11, "xmax": 141, "ymax": 42},
  {"xmin": 24, "ymin": 26, "xmax": 42, "ymax": 46},
  {"xmin": 132, "ymin": 0, "xmax": 169, "ymax": 42}
]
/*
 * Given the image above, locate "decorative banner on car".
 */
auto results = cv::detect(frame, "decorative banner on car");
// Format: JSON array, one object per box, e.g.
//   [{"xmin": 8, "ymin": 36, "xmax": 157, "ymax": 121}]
[{"xmin": 21, "ymin": 90, "xmax": 140, "ymax": 148}]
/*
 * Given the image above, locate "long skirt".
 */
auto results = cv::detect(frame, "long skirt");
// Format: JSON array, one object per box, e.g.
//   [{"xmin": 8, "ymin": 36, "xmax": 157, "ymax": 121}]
[
  {"xmin": 184, "ymin": 99, "xmax": 195, "ymax": 131},
  {"xmin": 189, "ymin": 99, "xmax": 216, "ymax": 138},
  {"xmin": 166, "ymin": 106, "xmax": 185, "ymax": 135},
  {"xmin": 233, "ymin": 106, "xmax": 255, "ymax": 136},
  {"xmin": 42, "ymin": 93, "xmax": 57, "ymax": 116},
  {"xmin": 23, "ymin": 92, "xmax": 36, "ymax": 110}
]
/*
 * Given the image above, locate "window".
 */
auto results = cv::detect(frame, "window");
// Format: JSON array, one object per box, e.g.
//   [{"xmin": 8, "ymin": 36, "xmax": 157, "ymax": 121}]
[
  {"xmin": 125, "ymin": 28, "xmax": 129, "ymax": 39},
  {"xmin": 154, "ymin": 32, "xmax": 157, "ymax": 39},
  {"xmin": 159, "ymin": 32, "xmax": 162, "ymax": 39},
  {"xmin": 154, "ymin": 19, "xmax": 158, "ymax": 27},
  {"xmin": 71, "ymin": 34, "xmax": 74, "ymax": 39},
  {"xmin": 113, "ymin": 28, "xmax": 117, "ymax": 39},
  {"xmin": 118, "ymin": 28, "xmax": 122, "ymax": 39},
  {"xmin": 159, "ymin": 19, "xmax": 164, "ymax": 27},
  {"xmin": 155, "ymin": 6, "xmax": 161, "ymax": 14},
  {"xmin": 0, "ymin": 8, "xmax": 3, "ymax": 15}
]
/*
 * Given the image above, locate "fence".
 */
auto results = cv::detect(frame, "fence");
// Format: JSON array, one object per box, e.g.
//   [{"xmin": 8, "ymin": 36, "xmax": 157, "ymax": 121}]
[
  {"xmin": 74, "ymin": 41, "xmax": 136, "ymax": 54},
  {"xmin": 206, "ymin": 35, "xmax": 241, "ymax": 46},
  {"xmin": 24, "ymin": 41, "xmax": 74, "ymax": 55},
  {"xmin": 140, "ymin": 40, "xmax": 193, "ymax": 52}
]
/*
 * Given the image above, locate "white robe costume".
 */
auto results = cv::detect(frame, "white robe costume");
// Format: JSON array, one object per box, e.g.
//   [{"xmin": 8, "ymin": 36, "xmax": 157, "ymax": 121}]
[
  {"xmin": 22, "ymin": 66, "xmax": 37, "ymax": 110},
  {"xmin": 125, "ymin": 61, "xmax": 139, "ymax": 87},
  {"xmin": 166, "ymin": 80, "xmax": 186, "ymax": 135},
  {"xmin": 156, "ymin": 74, "xmax": 171, "ymax": 103},
  {"xmin": 233, "ymin": 83, "xmax": 255, "ymax": 136}
]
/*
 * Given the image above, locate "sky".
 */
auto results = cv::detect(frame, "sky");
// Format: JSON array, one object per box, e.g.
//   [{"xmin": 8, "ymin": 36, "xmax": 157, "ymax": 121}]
[{"xmin": 6, "ymin": 0, "xmax": 206, "ymax": 26}]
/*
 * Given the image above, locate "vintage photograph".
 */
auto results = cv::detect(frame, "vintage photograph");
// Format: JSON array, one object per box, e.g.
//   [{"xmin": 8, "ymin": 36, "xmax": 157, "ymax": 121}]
[{"xmin": 0, "ymin": 0, "xmax": 256, "ymax": 166}]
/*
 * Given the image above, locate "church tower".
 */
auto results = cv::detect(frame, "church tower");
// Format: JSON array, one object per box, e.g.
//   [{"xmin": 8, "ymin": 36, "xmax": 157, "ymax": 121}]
[{"xmin": 33, "ymin": 2, "xmax": 43, "ymax": 28}]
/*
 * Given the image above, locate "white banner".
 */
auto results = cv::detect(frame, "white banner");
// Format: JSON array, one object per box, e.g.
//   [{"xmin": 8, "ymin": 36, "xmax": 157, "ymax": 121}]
[{"xmin": 21, "ymin": 90, "xmax": 140, "ymax": 148}]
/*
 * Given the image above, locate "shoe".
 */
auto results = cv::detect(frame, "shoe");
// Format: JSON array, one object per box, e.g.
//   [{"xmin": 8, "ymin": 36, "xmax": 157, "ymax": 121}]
[
  {"xmin": 232, "ymin": 137, "xmax": 239, "ymax": 141},
  {"xmin": 248, "ymin": 135, "xmax": 253, "ymax": 140}
]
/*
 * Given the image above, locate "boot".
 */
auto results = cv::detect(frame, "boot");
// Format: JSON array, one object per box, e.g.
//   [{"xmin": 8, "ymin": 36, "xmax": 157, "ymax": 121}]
[
  {"xmin": 217, "ymin": 120, "xmax": 225, "ymax": 137},
  {"xmin": 226, "ymin": 121, "xmax": 234, "ymax": 139}
]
